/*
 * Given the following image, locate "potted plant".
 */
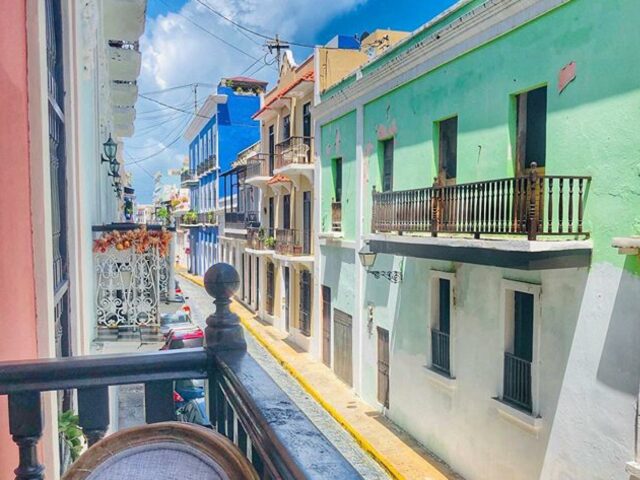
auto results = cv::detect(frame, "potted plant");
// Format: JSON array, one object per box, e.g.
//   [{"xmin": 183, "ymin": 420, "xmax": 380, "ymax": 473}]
[{"xmin": 264, "ymin": 236, "xmax": 276, "ymax": 250}]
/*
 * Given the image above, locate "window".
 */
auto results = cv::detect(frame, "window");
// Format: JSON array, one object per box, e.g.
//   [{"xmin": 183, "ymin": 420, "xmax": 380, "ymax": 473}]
[
  {"xmin": 299, "ymin": 270, "xmax": 311, "ymax": 336},
  {"xmin": 516, "ymin": 86, "xmax": 547, "ymax": 173},
  {"xmin": 501, "ymin": 280, "xmax": 540, "ymax": 415},
  {"xmin": 438, "ymin": 116, "xmax": 457, "ymax": 184},
  {"xmin": 429, "ymin": 271, "xmax": 455, "ymax": 378},
  {"xmin": 282, "ymin": 114, "xmax": 291, "ymax": 140},
  {"xmin": 268, "ymin": 197, "xmax": 275, "ymax": 230},
  {"xmin": 332, "ymin": 158, "xmax": 343, "ymax": 203},
  {"xmin": 268, "ymin": 125, "xmax": 275, "ymax": 174},
  {"xmin": 381, "ymin": 138, "xmax": 394, "ymax": 192}
]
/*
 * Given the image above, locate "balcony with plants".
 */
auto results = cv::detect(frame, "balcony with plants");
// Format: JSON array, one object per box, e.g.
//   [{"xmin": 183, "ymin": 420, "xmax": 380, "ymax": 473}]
[{"xmin": 273, "ymin": 137, "xmax": 314, "ymax": 184}]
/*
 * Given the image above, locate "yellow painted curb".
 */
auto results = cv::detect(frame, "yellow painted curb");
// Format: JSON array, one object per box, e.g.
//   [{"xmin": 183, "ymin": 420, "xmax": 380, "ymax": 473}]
[{"xmin": 178, "ymin": 271, "xmax": 404, "ymax": 479}]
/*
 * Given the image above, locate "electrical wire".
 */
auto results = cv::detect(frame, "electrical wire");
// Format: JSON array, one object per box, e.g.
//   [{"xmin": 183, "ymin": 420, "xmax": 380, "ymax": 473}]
[
  {"xmin": 125, "ymin": 115, "xmax": 193, "ymax": 165},
  {"xmin": 156, "ymin": 0, "xmax": 261, "ymax": 62},
  {"xmin": 138, "ymin": 94, "xmax": 212, "ymax": 119}
]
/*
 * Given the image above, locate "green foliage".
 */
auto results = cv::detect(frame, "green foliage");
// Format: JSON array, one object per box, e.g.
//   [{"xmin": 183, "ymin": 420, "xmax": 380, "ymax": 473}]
[
  {"xmin": 265, "ymin": 236, "xmax": 276, "ymax": 249},
  {"xmin": 183, "ymin": 210, "xmax": 198, "ymax": 224},
  {"xmin": 157, "ymin": 206, "xmax": 169, "ymax": 219},
  {"xmin": 58, "ymin": 410, "xmax": 84, "ymax": 461}
]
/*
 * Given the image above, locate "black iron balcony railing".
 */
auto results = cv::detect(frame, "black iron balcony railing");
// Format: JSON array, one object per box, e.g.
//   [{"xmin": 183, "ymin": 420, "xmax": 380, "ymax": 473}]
[
  {"xmin": 0, "ymin": 266, "xmax": 360, "ymax": 480},
  {"xmin": 431, "ymin": 329, "xmax": 450, "ymax": 375},
  {"xmin": 275, "ymin": 137, "xmax": 313, "ymax": 169},
  {"xmin": 503, "ymin": 352, "xmax": 532, "ymax": 412},
  {"xmin": 196, "ymin": 156, "xmax": 216, "ymax": 176},
  {"xmin": 225, "ymin": 211, "xmax": 260, "ymax": 230},
  {"xmin": 197, "ymin": 211, "xmax": 216, "ymax": 225},
  {"xmin": 246, "ymin": 154, "xmax": 272, "ymax": 179},
  {"xmin": 180, "ymin": 171, "xmax": 197, "ymax": 185},
  {"xmin": 371, "ymin": 168, "xmax": 591, "ymax": 241},
  {"xmin": 247, "ymin": 227, "xmax": 276, "ymax": 251},
  {"xmin": 275, "ymin": 228, "xmax": 312, "ymax": 256},
  {"xmin": 331, "ymin": 201, "xmax": 342, "ymax": 232}
]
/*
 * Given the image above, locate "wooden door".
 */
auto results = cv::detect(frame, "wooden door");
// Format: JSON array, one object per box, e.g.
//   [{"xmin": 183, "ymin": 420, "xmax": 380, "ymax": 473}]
[
  {"xmin": 303, "ymin": 191, "xmax": 311, "ymax": 254},
  {"xmin": 322, "ymin": 286, "xmax": 332, "ymax": 367},
  {"xmin": 438, "ymin": 116, "xmax": 458, "ymax": 186},
  {"xmin": 377, "ymin": 327, "xmax": 390, "ymax": 408},
  {"xmin": 283, "ymin": 267, "xmax": 290, "ymax": 331},
  {"xmin": 283, "ymin": 194, "xmax": 291, "ymax": 230},
  {"xmin": 382, "ymin": 139, "xmax": 394, "ymax": 192},
  {"xmin": 333, "ymin": 309, "xmax": 353, "ymax": 386}
]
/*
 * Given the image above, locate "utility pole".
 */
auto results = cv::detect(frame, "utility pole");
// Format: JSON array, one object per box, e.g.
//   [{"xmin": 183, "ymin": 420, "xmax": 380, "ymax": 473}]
[
  {"xmin": 193, "ymin": 83, "xmax": 198, "ymax": 114},
  {"xmin": 266, "ymin": 34, "xmax": 290, "ymax": 71}
]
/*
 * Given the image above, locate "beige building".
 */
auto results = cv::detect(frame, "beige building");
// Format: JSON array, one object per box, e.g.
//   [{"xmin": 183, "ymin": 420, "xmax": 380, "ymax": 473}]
[{"xmin": 245, "ymin": 31, "xmax": 408, "ymax": 352}]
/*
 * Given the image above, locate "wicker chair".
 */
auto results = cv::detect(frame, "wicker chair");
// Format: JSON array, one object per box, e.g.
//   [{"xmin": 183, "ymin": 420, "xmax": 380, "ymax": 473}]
[{"xmin": 63, "ymin": 422, "xmax": 258, "ymax": 480}]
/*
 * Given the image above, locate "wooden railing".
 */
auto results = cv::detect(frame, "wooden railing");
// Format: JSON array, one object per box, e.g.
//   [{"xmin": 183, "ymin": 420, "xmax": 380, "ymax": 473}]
[
  {"xmin": 275, "ymin": 136, "xmax": 313, "ymax": 169},
  {"xmin": 246, "ymin": 154, "xmax": 272, "ymax": 179},
  {"xmin": 331, "ymin": 201, "xmax": 342, "ymax": 232},
  {"xmin": 275, "ymin": 228, "xmax": 312, "ymax": 256},
  {"xmin": 503, "ymin": 352, "xmax": 532, "ymax": 412},
  {"xmin": 371, "ymin": 168, "xmax": 591, "ymax": 240},
  {"xmin": 0, "ymin": 265, "xmax": 360, "ymax": 480}
]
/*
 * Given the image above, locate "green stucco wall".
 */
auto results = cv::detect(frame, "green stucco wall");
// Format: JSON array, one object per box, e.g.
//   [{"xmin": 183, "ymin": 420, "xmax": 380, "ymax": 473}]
[
  {"xmin": 321, "ymin": 111, "xmax": 358, "ymax": 240},
  {"xmin": 346, "ymin": 0, "xmax": 639, "ymax": 270},
  {"xmin": 320, "ymin": 245, "xmax": 356, "ymax": 318}
]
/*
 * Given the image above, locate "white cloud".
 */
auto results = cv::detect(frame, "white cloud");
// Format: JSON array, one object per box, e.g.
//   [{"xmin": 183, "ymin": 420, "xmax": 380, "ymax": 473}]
[{"xmin": 125, "ymin": 0, "xmax": 365, "ymax": 203}]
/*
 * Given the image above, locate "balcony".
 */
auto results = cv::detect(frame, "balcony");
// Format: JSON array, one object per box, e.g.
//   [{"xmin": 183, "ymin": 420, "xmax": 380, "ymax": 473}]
[
  {"xmin": 180, "ymin": 211, "xmax": 199, "ymax": 227},
  {"xmin": 246, "ymin": 227, "xmax": 276, "ymax": 253},
  {"xmin": 274, "ymin": 137, "xmax": 314, "ymax": 184},
  {"xmin": 180, "ymin": 170, "xmax": 198, "ymax": 187},
  {"xmin": 331, "ymin": 201, "xmax": 342, "ymax": 232},
  {"xmin": 92, "ymin": 224, "xmax": 175, "ymax": 341},
  {"xmin": 246, "ymin": 153, "xmax": 273, "ymax": 181},
  {"xmin": 0, "ymin": 265, "xmax": 359, "ymax": 479},
  {"xmin": 198, "ymin": 211, "xmax": 216, "ymax": 226},
  {"xmin": 196, "ymin": 155, "xmax": 216, "ymax": 177},
  {"xmin": 225, "ymin": 211, "xmax": 259, "ymax": 231},
  {"xmin": 369, "ymin": 172, "xmax": 593, "ymax": 270},
  {"xmin": 275, "ymin": 228, "xmax": 312, "ymax": 261}
]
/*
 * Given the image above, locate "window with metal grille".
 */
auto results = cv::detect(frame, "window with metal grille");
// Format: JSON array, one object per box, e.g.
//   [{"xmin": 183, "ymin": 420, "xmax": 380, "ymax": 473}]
[
  {"xmin": 381, "ymin": 138, "xmax": 394, "ymax": 192},
  {"xmin": 503, "ymin": 291, "xmax": 534, "ymax": 412},
  {"xmin": 431, "ymin": 278, "xmax": 451, "ymax": 375},
  {"xmin": 266, "ymin": 262, "xmax": 275, "ymax": 316}
]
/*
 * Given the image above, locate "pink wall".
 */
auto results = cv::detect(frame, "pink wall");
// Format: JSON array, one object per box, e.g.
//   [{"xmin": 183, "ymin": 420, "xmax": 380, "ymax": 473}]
[{"xmin": 0, "ymin": 0, "xmax": 40, "ymax": 476}]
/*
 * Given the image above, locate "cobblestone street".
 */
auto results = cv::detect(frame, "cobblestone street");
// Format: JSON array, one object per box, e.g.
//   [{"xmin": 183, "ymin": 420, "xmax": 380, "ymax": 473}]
[{"xmin": 179, "ymin": 278, "xmax": 389, "ymax": 479}]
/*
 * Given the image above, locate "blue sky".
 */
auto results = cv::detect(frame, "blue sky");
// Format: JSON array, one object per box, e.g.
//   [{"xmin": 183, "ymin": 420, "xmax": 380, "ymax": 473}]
[{"xmin": 126, "ymin": 0, "xmax": 457, "ymax": 203}]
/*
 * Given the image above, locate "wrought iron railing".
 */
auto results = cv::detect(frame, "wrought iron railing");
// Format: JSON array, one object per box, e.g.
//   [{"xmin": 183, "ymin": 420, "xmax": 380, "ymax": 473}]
[
  {"xmin": 275, "ymin": 137, "xmax": 313, "ymax": 169},
  {"xmin": 275, "ymin": 228, "xmax": 312, "ymax": 256},
  {"xmin": 371, "ymin": 168, "xmax": 591, "ymax": 240},
  {"xmin": 180, "ymin": 171, "xmax": 197, "ymax": 185},
  {"xmin": 247, "ymin": 227, "xmax": 275, "ymax": 251},
  {"xmin": 246, "ymin": 154, "xmax": 272, "ymax": 179},
  {"xmin": 0, "ymin": 266, "xmax": 360, "ymax": 480},
  {"xmin": 196, "ymin": 156, "xmax": 216, "ymax": 176},
  {"xmin": 503, "ymin": 352, "xmax": 532, "ymax": 412},
  {"xmin": 331, "ymin": 201, "xmax": 342, "ymax": 232},
  {"xmin": 225, "ymin": 211, "xmax": 260, "ymax": 230},
  {"xmin": 198, "ymin": 211, "xmax": 216, "ymax": 225},
  {"xmin": 431, "ymin": 329, "xmax": 450, "ymax": 375}
]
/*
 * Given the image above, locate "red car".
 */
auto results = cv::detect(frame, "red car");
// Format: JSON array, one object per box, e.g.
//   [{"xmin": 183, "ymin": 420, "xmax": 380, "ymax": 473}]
[{"xmin": 160, "ymin": 327, "xmax": 204, "ymax": 350}]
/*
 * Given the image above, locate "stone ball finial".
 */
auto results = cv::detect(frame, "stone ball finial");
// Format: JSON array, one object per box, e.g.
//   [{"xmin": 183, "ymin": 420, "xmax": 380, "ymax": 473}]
[{"xmin": 204, "ymin": 263, "xmax": 240, "ymax": 299}]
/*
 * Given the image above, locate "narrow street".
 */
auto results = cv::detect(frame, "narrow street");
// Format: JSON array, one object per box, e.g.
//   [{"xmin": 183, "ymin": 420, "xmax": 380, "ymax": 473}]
[{"xmin": 179, "ymin": 277, "xmax": 389, "ymax": 480}]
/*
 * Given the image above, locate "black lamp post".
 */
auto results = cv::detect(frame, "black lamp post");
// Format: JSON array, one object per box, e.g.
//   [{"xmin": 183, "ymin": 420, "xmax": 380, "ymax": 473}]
[
  {"xmin": 358, "ymin": 243, "xmax": 402, "ymax": 283},
  {"xmin": 101, "ymin": 135, "xmax": 117, "ymax": 164}
]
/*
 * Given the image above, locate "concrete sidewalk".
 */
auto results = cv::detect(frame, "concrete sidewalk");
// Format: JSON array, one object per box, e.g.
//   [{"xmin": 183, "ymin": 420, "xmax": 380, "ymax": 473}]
[{"xmin": 179, "ymin": 269, "xmax": 461, "ymax": 480}]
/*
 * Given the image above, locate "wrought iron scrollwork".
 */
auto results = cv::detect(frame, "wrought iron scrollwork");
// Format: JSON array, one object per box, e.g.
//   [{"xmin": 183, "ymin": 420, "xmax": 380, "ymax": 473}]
[{"xmin": 368, "ymin": 270, "xmax": 403, "ymax": 283}]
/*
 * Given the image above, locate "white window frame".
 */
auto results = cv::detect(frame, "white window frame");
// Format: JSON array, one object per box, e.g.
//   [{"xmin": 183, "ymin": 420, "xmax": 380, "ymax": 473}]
[
  {"xmin": 427, "ymin": 270, "xmax": 457, "ymax": 379},
  {"xmin": 498, "ymin": 279, "xmax": 542, "ymax": 420}
]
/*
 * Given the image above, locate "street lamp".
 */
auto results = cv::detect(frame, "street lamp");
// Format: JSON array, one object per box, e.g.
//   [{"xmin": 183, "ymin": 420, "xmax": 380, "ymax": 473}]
[
  {"xmin": 358, "ymin": 243, "xmax": 402, "ymax": 283},
  {"xmin": 101, "ymin": 135, "xmax": 117, "ymax": 164}
]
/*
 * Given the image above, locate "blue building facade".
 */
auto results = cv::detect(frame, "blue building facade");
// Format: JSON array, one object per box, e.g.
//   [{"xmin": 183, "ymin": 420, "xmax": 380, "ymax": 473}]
[{"xmin": 182, "ymin": 77, "xmax": 266, "ymax": 276}]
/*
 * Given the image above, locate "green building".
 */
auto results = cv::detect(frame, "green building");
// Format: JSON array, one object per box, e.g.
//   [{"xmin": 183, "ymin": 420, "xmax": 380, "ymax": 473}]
[{"xmin": 313, "ymin": 1, "xmax": 640, "ymax": 478}]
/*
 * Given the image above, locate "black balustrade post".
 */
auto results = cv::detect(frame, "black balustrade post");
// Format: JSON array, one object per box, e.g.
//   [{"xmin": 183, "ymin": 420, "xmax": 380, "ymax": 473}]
[
  {"xmin": 203, "ymin": 263, "xmax": 245, "ymax": 437},
  {"xmin": 78, "ymin": 386, "xmax": 109, "ymax": 446},
  {"xmin": 9, "ymin": 391, "xmax": 44, "ymax": 480}
]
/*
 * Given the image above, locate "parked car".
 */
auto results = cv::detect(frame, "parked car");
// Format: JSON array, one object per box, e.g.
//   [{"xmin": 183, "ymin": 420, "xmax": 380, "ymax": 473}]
[
  {"xmin": 176, "ymin": 396, "xmax": 211, "ymax": 429},
  {"xmin": 159, "ymin": 310, "xmax": 191, "ymax": 337},
  {"xmin": 160, "ymin": 327, "xmax": 204, "ymax": 350}
]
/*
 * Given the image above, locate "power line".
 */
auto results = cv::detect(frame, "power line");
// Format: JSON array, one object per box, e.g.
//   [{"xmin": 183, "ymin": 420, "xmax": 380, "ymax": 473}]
[
  {"xmin": 139, "ymin": 94, "xmax": 212, "ymax": 119},
  {"xmin": 125, "ymin": 115, "xmax": 193, "ymax": 165},
  {"xmin": 157, "ymin": 0, "xmax": 261, "ymax": 62}
]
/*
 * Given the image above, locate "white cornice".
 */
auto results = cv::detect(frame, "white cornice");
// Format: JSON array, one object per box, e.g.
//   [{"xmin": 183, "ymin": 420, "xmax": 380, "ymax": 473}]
[
  {"xmin": 183, "ymin": 94, "xmax": 227, "ymax": 142},
  {"xmin": 314, "ymin": 0, "xmax": 572, "ymax": 123}
]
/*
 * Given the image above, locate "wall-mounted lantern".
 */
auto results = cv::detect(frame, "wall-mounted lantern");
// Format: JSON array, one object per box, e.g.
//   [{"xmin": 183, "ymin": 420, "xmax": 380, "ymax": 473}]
[
  {"xmin": 358, "ymin": 243, "xmax": 402, "ymax": 283},
  {"xmin": 101, "ymin": 135, "xmax": 117, "ymax": 164}
]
